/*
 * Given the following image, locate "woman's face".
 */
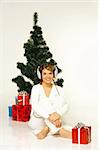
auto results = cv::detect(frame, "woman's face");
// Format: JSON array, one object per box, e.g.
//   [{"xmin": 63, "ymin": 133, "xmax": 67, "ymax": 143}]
[{"xmin": 41, "ymin": 68, "xmax": 54, "ymax": 84}]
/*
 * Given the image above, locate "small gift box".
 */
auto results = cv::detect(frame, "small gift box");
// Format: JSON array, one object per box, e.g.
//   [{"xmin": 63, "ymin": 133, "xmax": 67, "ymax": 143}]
[
  {"xmin": 8, "ymin": 106, "xmax": 12, "ymax": 117},
  {"xmin": 72, "ymin": 122, "xmax": 91, "ymax": 144},
  {"xmin": 17, "ymin": 105, "xmax": 31, "ymax": 122},
  {"xmin": 17, "ymin": 91, "xmax": 30, "ymax": 106}
]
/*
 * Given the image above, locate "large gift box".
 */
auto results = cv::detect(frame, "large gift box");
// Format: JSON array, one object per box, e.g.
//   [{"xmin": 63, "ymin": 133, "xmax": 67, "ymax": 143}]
[
  {"xmin": 17, "ymin": 105, "xmax": 31, "ymax": 122},
  {"xmin": 72, "ymin": 123, "xmax": 91, "ymax": 144},
  {"xmin": 17, "ymin": 91, "xmax": 30, "ymax": 105},
  {"xmin": 12, "ymin": 104, "xmax": 31, "ymax": 122}
]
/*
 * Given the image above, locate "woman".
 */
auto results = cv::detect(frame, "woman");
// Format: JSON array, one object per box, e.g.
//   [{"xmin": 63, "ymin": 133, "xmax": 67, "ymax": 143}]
[{"xmin": 28, "ymin": 63, "xmax": 72, "ymax": 139}]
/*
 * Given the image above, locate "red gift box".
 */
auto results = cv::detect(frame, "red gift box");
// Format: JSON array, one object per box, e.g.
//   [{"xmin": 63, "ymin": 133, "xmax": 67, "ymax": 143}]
[
  {"xmin": 72, "ymin": 123, "xmax": 91, "ymax": 144},
  {"xmin": 17, "ymin": 105, "xmax": 31, "ymax": 122},
  {"xmin": 17, "ymin": 91, "xmax": 30, "ymax": 105},
  {"xmin": 12, "ymin": 105, "xmax": 17, "ymax": 121},
  {"xmin": 80, "ymin": 126, "xmax": 91, "ymax": 144}
]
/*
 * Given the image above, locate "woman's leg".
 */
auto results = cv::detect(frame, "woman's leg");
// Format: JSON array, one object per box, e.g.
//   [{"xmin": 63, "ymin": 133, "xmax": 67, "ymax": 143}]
[
  {"xmin": 28, "ymin": 115, "xmax": 50, "ymax": 139},
  {"xmin": 28, "ymin": 115, "xmax": 46, "ymax": 132},
  {"xmin": 36, "ymin": 118, "xmax": 61, "ymax": 139},
  {"xmin": 36, "ymin": 125, "xmax": 50, "ymax": 139},
  {"xmin": 58, "ymin": 128, "xmax": 72, "ymax": 139}
]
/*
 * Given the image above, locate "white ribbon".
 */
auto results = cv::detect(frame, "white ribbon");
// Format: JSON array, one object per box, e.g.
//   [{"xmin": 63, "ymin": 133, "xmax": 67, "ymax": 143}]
[
  {"xmin": 23, "ymin": 93, "xmax": 25, "ymax": 105},
  {"xmin": 78, "ymin": 128, "xmax": 80, "ymax": 143},
  {"xmin": 18, "ymin": 91, "xmax": 28, "ymax": 105},
  {"xmin": 74, "ymin": 122, "xmax": 85, "ymax": 144}
]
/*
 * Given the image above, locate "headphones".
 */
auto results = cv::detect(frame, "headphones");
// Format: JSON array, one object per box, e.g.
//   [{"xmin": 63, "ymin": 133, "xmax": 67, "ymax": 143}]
[{"xmin": 37, "ymin": 64, "xmax": 58, "ymax": 79}]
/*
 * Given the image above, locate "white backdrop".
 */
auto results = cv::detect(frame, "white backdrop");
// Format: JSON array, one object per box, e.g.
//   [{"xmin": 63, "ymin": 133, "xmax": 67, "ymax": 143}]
[{"xmin": 0, "ymin": 1, "xmax": 98, "ymax": 144}]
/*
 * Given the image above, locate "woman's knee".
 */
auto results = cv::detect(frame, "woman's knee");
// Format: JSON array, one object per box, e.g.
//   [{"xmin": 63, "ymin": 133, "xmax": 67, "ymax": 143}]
[{"xmin": 28, "ymin": 116, "xmax": 45, "ymax": 130}]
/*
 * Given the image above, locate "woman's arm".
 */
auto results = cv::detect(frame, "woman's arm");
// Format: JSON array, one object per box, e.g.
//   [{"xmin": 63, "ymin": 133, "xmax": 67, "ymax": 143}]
[
  {"xmin": 53, "ymin": 86, "xmax": 68, "ymax": 116},
  {"xmin": 30, "ymin": 85, "xmax": 49, "ymax": 118}
]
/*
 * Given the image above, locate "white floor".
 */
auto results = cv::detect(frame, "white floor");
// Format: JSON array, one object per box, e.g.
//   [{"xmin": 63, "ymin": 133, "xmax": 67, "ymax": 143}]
[{"xmin": 0, "ymin": 104, "xmax": 98, "ymax": 150}]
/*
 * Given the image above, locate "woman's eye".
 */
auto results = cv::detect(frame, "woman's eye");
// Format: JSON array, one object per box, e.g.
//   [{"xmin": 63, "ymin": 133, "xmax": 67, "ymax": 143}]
[
  {"xmin": 42, "ymin": 72, "xmax": 52, "ymax": 75},
  {"xmin": 43, "ymin": 73, "xmax": 46, "ymax": 75}
]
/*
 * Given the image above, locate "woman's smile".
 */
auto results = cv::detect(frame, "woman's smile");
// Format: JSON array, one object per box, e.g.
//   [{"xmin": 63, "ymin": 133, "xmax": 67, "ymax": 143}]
[{"xmin": 42, "ymin": 68, "xmax": 53, "ymax": 84}]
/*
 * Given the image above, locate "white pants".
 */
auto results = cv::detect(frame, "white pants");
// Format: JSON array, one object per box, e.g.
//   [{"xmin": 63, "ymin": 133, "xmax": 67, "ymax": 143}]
[{"xmin": 28, "ymin": 114, "xmax": 62, "ymax": 135}]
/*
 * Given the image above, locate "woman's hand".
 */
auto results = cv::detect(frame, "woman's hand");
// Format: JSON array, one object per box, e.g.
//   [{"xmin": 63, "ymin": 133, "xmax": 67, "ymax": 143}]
[
  {"xmin": 52, "ymin": 119, "xmax": 62, "ymax": 128},
  {"xmin": 48, "ymin": 112, "xmax": 61, "ymax": 122}
]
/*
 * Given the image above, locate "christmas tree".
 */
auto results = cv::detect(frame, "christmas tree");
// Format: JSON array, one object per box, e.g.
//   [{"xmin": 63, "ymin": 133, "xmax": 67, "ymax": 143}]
[{"xmin": 12, "ymin": 12, "xmax": 64, "ymax": 95}]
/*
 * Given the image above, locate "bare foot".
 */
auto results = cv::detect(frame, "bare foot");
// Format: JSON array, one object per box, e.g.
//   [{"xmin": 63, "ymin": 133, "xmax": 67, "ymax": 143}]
[
  {"xmin": 58, "ymin": 128, "xmax": 72, "ymax": 139},
  {"xmin": 36, "ymin": 126, "xmax": 49, "ymax": 139}
]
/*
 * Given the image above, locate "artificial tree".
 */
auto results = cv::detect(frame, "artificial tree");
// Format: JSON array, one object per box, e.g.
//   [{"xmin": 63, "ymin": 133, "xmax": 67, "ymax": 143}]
[{"xmin": 12, "ymin": 12, "xmax": 64, "ymax": 95}]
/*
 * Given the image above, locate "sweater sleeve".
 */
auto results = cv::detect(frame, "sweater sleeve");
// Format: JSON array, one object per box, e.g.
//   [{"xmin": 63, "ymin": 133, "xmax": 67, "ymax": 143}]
[
  {"xmin": 55, "ymin": 86, "xmax": 68, "ymax": 116},
  {"xmin": 30, "ymin": 85, "xmax": 49, "ymax": 119}
]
